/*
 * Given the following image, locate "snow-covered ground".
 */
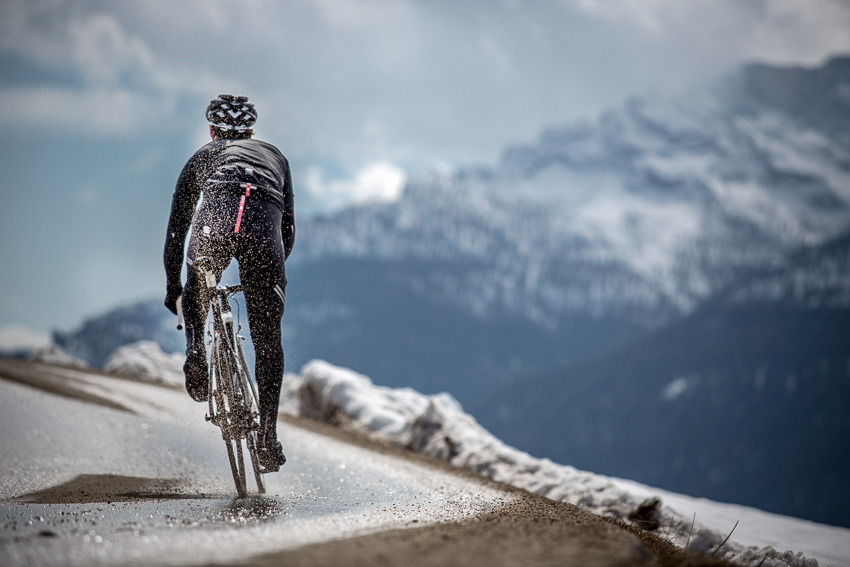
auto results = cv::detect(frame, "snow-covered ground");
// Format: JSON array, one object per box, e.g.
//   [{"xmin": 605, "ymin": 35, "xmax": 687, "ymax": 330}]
[
  {"xmin": 614, "ymin": 478, "xmax": 850, "ymax": 567},
  {"xmin": 280, "ymin": 360, "xmax": 850, "ymax": 567}
]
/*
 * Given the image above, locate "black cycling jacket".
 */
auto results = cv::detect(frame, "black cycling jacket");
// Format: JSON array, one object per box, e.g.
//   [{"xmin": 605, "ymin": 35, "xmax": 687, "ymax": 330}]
[{"xmin": 164, "ymin": 138, "xmax": 295, "ymax": 288}]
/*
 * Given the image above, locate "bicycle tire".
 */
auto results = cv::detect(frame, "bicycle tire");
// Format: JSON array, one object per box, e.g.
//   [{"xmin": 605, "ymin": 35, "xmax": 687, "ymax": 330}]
[
  {"xmin": 246, "ymin": 431, "xmax": 265, "ymax": 493},
  {"xmin": 216, "ymin": 388, "xmax": 247, "ymax": 497},
  {"xmin": 235, "ymin": 434, "xmax": 247, "ymax": 492},
  {"xmin": 213, "ymin": 337, "xmax": 248, "ymax": 497},
  {"xmin": 232, "ymin": 335, "xmax": 266, "ymax": 493}
]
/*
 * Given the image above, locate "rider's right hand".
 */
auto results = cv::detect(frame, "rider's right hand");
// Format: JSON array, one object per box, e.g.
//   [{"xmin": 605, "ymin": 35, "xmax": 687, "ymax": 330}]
[{"xmin": 165, "ymin": 282, "xmax": 183, "ymax": 315}]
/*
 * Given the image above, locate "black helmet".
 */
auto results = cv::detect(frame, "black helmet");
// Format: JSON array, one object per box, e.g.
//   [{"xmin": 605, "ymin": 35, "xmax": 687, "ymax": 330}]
[{"xmin": 206, "ymin": 94, "xmax": 257, "ymax": 132}]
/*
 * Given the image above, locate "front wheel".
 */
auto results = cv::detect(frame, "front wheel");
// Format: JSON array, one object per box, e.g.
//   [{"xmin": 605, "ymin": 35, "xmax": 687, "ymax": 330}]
[
  {"xmin": 246, "ymin": 431, "xmax": 265, "ymax": 493},
  {"xmin": 231, "ymin": 332, "xmax": 265, "ymax": 493},
  {"xmin": 214, "ymin": 388, "xmax": 247, "ymax": 497},
  {"xmin": 212, "ymin": 339, "xmax": 248, "ymax": 497}
]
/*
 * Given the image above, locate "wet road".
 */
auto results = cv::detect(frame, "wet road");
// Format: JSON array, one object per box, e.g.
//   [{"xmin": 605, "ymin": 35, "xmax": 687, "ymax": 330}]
[{"xmin": 0, "ymin": 359, "xmax": 515, "ymax": 566}]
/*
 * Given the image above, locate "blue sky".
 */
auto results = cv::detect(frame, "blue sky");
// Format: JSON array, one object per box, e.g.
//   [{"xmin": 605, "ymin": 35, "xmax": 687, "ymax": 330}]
[{"xmin": 1, "ymin": 0, "xmax": 849, "ymax": 335}]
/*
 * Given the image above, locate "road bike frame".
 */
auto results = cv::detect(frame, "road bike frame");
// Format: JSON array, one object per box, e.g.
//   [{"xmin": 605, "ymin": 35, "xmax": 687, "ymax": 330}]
[{"xmin": 177, "ymin": 258, "xmax": 266, "ymax": 497}]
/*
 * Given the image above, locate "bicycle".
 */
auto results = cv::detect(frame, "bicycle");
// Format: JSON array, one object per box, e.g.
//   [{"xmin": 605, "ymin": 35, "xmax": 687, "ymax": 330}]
[{"xmin": 177, "ymin": 257, "xmax": 266, "ymax": 497}]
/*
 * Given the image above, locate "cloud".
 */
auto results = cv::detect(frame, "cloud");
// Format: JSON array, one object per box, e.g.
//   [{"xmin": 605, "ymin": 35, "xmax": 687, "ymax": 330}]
[
  {"xmin": 311, "ymin": 0, "xmax": 414, "ymax": 31},
  {"xmin": 567, "ymin": 0, "xmax": 850, "ymax": 65},
  {"xmin": 0, "ymin": 2, "xmax": 188, "ymax": 135},
  {"xmin": 571, "ymin": 0, "xmax": 667, "ymax": 32},
  {"xmin": 66, "ymin": 13, "xmax": 157, "ymax": 86},
  {"xmin": 304, "ymin": 162, "xmax": 407, "ymax": 212},
  {"xmin": 3, "ymin": 0, "xmax": 850, "ymax": 203},
  {"xmin": 0, "ymin": 85, "xmax": 170, "ymax": 135},
  {"xmin": 5, "ymin": 1, "xmax": 849, "ymax": 149},
  {"xmin": 742, "ymin": 0, "xmax": 850, "ymax": 64},
  {"xmin": 0, "ymin": 4, "xmax": 157, "ymax": 87}
]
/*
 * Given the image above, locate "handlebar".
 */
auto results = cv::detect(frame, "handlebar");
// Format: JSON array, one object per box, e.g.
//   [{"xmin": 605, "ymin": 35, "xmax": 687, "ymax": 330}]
[
  {"xmin": 219, "ymin": 284, "xmax": 243, "ymax": 295},
  {"xmin": 176, "ymin": 257, "xmax": 246, "ymax": 330}
]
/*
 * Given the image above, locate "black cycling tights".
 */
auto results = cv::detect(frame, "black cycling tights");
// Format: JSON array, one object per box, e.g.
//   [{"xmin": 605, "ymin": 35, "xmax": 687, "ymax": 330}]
[{"xmin": 182, "ymin": 220, "xmax": 286, "ymax": 438}]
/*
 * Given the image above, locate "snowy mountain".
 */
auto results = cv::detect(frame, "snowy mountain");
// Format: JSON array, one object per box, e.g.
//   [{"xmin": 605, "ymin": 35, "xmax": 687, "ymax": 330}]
[
  {"xmin": 477, "ymin": 228, "xmax": 850, "ymax": 528},
  {"xmin": 278, "ymin": 55, "xmax": 850, "ymax": 396},
  {"xmin": 54, "ymin": 299, "xmax": 183, "ymax": 368},
  {"xmin": 297, "ymin": 55, "xmax": 850, "ymax": 327}
]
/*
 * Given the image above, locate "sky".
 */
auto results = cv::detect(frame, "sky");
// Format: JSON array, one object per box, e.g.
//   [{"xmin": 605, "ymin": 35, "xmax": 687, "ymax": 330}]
[{"xmin": 1, "ymin": 0, "xmax": 849, "ymax": 336}]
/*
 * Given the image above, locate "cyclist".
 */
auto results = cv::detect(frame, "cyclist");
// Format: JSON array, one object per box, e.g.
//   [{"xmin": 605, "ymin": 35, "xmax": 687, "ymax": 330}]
[{"xmin": 163, "ymin": 94, "xmax": 294, "ymax": 472}]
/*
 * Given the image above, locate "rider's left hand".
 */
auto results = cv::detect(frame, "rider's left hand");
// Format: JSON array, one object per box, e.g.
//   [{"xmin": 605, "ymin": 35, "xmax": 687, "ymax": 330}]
[{"xmin": 164, "ymin": 283, "xmax": 183, "ymax": 315}]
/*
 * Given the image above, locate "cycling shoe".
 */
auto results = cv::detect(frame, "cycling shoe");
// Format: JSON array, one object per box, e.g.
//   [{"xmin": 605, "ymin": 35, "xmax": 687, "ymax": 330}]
[
  {"xmin": 258, "ymin": 437, "xmax": 286, "ymax": 472},
  {"xmin": 183, "ymin": 352, "xmax": 209, "ymax": 402}
]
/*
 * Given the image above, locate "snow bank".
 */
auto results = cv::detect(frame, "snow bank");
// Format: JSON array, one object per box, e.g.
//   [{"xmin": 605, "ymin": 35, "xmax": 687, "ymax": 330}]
[
  {"xmin": 281, "ymin": 360, "xmax": 821, "ymax": 567},
  {"xmin": 0, "ymin": 323, "xmax": 52, "ymax": 356},
  {"xmin": 28, "ymin": 344, "xmax": 89, "ymax": 369},
  {"xmin": 103, "ymin": 340, "xmax": 184, "ymax": 387}
]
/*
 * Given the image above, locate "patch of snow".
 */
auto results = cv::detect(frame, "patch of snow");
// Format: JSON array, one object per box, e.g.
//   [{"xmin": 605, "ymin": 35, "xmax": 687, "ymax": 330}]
[
  {"xmin": 28, "ymin": 344, "xmax": 89, "ymax": 369},
  {"xmin": 661, "ymin": 375, "xmax": 696, "ymax": 402},
  {"xmin": 0, "ymin": 323, "xmax": 52, "ymax": 356},
  {"xmin": 282, "ymin": 360, "xmax": 843, "ymax": 567},
  {"xmin": 613, "ymin": 478, "xmax": 850, "ymax": 567},
  {"xmin": 103, "ymin": 340, "xmax": 184, "ymax": 387},
  {"xmin": 577, "ymin": 192, "xmax": 702, "ymax": 281}
]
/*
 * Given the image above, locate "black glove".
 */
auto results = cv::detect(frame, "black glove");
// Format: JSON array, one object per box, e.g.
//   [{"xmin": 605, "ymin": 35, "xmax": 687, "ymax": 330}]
[{"xmin": 164, "ymin": 282, "xmax": 183, "ymax": 315}]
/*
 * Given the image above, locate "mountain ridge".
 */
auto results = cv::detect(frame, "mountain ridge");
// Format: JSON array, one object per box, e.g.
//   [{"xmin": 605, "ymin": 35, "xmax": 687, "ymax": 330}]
[{"xmin": 294, "ymin": 55, "xmax": 850, "ymax": 334}]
